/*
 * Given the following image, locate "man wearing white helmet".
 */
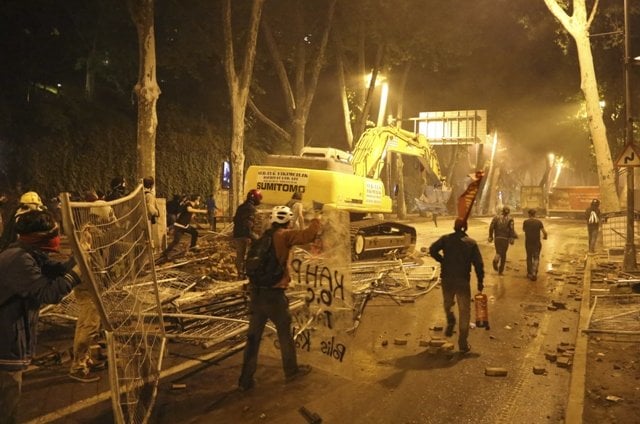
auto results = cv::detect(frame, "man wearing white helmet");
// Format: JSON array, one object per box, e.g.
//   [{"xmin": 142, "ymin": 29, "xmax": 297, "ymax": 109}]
[{"xmin": 238, "ymin": 205, "xmax": 321, "ymax": 392}]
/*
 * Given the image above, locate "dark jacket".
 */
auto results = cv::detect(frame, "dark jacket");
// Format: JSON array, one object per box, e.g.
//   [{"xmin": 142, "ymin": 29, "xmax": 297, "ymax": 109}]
[
  {"xmin": 429, "ymin": 230, "xmax": 484, "ymax": 286},
  {"xmin": 0, "ymin": 243, "xmax": 79, "ymax": 371},
  {"xmin": 233, "ymin": 201, "xmax": 257, "ymax": 239},
  {"xmin": 489, "ymin": 215, "xmax": 516, "ymax": 240}
]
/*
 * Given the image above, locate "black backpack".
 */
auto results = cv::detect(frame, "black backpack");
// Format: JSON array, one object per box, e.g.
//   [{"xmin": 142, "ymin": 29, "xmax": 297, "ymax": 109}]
[{"xmin": 245, "ymin": 228, "xmax": 285, "ymax": 286}]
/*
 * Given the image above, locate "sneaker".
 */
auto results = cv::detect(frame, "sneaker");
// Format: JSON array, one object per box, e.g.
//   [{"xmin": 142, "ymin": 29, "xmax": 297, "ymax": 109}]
[
  {"xmin": 459, "ymin": 344, "xmax": 472, "ymax": 354},
  {"xmin": 285, "ymin": 364, "xmax": 312, "ymax": 383},
  {"xmin": 69, "ymin": 369, "xmax": 100, "ymax": 383}
]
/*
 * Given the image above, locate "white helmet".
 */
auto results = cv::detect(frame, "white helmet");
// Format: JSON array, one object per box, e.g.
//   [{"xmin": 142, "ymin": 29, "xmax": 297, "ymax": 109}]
[{"xmin": 270, "ymin": 205, "xmax": 293, "ymax": 224}]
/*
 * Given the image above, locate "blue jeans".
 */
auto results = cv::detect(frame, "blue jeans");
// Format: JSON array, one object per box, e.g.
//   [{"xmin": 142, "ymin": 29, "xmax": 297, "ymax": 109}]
[
  {"xmin": 525, "ymin": 242, "xmax": 541, "ymax": 277},
  {"xmin": 238, "ymin": 287, "xmax": 298, "ymax": 388}
]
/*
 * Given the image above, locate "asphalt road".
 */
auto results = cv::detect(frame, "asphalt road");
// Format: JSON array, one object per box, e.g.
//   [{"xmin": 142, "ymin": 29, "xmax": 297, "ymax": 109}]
[{"xmin": 19, "ymin": 215, "xmax": 590, "ymax": 424}]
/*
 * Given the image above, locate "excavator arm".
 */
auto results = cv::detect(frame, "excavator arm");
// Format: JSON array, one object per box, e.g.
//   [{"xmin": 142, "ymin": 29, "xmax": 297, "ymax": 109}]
[{"xmin": 351, "ymin": 126, "xmax": 445, "ymax": 184}]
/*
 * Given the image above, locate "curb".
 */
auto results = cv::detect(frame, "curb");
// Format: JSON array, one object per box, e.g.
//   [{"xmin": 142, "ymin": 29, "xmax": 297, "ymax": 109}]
[{"xmin": 565, "ymin": 253, "xmax": 593, "ymax": 423}]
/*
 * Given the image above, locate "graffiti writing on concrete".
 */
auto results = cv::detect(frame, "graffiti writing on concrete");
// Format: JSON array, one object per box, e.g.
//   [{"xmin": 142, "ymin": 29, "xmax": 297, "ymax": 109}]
[
  {"xmin": 320, "ymin": 336, "xmax": 347, "ymax": 362},
  {"xmin": 290, "ymin": 259, "xmax": 346, "ymax": 307}
]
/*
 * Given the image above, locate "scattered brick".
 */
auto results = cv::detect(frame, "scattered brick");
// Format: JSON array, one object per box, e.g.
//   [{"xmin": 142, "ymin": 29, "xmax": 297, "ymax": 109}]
[
  {"xmin": 556, "ymin": 357, "xmax": 572, "ymax": 368},
  {"xmin": 485, "ymin": 367, "xmax": 508, "ymax": 377},
  {"xmin": 394, "ymin": 338, "xmax": 408, "ymax": 346},
  {"xmin": 533, "ymin": 365, "xmax": 547, "ymax": 375}
]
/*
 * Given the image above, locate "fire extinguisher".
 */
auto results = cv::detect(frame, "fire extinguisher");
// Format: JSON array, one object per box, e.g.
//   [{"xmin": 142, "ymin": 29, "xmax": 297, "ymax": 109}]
[{"xmin": 475, "ymin": 292, "xmax": 490, "ymax": 330}]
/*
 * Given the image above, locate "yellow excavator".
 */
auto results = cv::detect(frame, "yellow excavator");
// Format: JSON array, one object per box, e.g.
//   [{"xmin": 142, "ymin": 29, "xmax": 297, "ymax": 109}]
[{"xmin": 244, "ymin": 126, "xmax": 451, "ymax": 260}]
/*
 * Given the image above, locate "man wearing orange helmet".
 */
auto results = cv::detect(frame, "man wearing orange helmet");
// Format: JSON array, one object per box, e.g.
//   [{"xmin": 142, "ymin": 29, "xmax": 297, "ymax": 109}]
[{"xmin": 232, "ymin": 189, "xmax": 262, "ymax": 279}]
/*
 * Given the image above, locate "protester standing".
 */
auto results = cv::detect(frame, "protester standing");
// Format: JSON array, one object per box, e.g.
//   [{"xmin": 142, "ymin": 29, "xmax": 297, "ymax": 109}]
[
  {"xmin": 286, "ymin": 191, "xmax": 305, "ymax": 230},
  {"xmin": 522, "ymin": 209, "xmax": 548, "ymax": 281},
  {"xmin": 0, "ymin": 210, "xmax": 82, "ymax": 422},
  {"xmin": 143, "ymin": 177, "xmax": 161, "ymax": 252},
  {"xmin": 585, "ymin": 199, "xmax": 601, "ymax": 253},
  {"xmin": 206, "ymin": 194, "xmax": 219, "ymax": 231},
  {"xmin": 232, "ymin": 189, "xmax": 262, "ymax": 279},
  {"xmin": 238, "ymin": 205, "xmax": 321, "ymax": 391},
  {"xmin": 429, "ymin": 218, "xmax": 484, "ymax": 353},
  {"xmin": 105, "ymin": 176, "xmax": 127, "ymax": 201}
]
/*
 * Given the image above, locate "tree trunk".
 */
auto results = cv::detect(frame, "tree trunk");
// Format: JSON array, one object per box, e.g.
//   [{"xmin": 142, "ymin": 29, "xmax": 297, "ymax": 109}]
[
  {"xmin": 574, "ymin": 34, "xmax": 620, "ymax": 212},
  {"xmin": 394, "ymin": 62, "xmax": 412, "ymax": 219},
  {"xmin": 128, "ymin": 0, "xmax": 160, "ymax": 182},
  {"xmin": 543, "ymin": 0, "xmax": 620, "ymax": 212},
  {"xmin": 333, "ymin": 26, "xmax": 354, "ymax": 148},
  {"xmin": 222, "ymin": 0, "xmax": 264, "ymax": 208}
]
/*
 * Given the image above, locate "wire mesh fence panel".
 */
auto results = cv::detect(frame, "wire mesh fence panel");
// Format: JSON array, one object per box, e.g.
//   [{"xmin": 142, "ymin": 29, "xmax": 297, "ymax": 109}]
[
  {"xmin": 61, "ymin": 185, "xmax": 165, "ymax": 424},
  {"xmin": 586, "ymin": 294, "xmax": 640, "ymax": 338}
]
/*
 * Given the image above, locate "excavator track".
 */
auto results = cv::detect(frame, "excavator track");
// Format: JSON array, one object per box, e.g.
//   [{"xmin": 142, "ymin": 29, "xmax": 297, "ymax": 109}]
[{"xmin": 349, "ymin": 219, "xmax": 417, "ymax": 261}]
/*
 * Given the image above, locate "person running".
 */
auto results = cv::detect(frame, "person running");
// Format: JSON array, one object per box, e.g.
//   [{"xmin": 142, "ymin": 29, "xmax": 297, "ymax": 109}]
[
  {"xmin": 158, "ymin": 194, "xmax": 207, "ymax": 260},
  {"xmin": 488, "ymin": 206, "xmax": 517, "ymax": 275},
  {"xmin": 429, "ymin": 218, "xmax": 484, "ymax": 354},
  {"xmin": 522, "ymin": 209, "xmax": 548, "ymax": 281}
]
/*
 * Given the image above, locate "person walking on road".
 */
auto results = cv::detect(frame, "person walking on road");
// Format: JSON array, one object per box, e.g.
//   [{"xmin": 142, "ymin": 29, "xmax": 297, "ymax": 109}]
[
  {"xmin": 232, "ymin": 189, "xmax": 262, "ymax": 279},
  {"xmin": 585, "ymin": 199, "xmax": 601, "ymax": 253},
  {"xmin": 238, "ymin": 205, "xmax": 322, "ymax": 392},
  {"xmin": 522, "ymin": 209, "xmax": 548, "ymax": 281},
  {"xmin": 488, "ymin": 206, "xmax": 517, "ymax": 275},
  {"xmin": 429, "ymin": 218, "xmax": 484, "ymax": 354}
]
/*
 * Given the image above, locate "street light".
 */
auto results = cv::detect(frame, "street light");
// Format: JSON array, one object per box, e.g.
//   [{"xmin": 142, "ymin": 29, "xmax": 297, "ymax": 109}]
[{"xmin": 622, "ymin": 0, "xmax": 637, "ymax": 271}]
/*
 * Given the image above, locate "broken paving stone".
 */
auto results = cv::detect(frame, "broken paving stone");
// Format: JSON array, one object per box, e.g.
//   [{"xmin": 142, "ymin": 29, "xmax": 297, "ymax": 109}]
[
  {"xmin": 394, "ymin": 338, "xmax": 408, "ymax": 346},
  {"xmin": 430, "ymin": 326, "xmax": 444, "ymax": 332},
  {"xmin": 556, "ymin": 357, "xmax": 572, "ymax": 368},
  {"xmin": 531, "ymin": 321, "xmax": 540, "ymax": 328},
  {"xmin": 547, "ymin": 305, "xmax": 558, "ymax": 311},
  {"xmin": 441, "ymin": 342, "xmax": 455, "ymax": 351},
  {"xmin": 562, "ymin": 326, "xmax": 570, "ymax": 332},
  {"xmin": 381, "ymin": 340, "xmax": 388, "ymax": 347},
  {"xmin": 605, "ymin": 395, "xmax": 624, "ymax": 403},
  {"xmin": 551, "ymin": 300, "xmax": 567, "ymax": 309},
  {"xmin": 533, "ymin": 365, "xmax": 547, "ymax": 375},
  {"xmin": 171, "ymin": 383, "xmax": 187, "ymax": 390},
  {"xmin": 545, "ymin": 352, "xmax": 558, "ymax": 362},
  {"xmin": 429, "ymin": 339, "xmax": 447, "ymax": 347},
  {"xmin": 485, "ymin": 367, "xmax": 508, "ymax": 377}
]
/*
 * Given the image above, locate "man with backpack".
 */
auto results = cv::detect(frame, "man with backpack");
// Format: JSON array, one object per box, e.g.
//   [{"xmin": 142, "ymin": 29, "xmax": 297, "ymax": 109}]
[
  {"xmin": 488, "ymin": 206, "xmax": 517, "ymax": 275},
  {"xmin": 585, "ymin": 199, "xmax": 601, "ymax": 253},
  {"xmin": 238, "ymin": 205, "xmax": 321, "ymax": 392}
]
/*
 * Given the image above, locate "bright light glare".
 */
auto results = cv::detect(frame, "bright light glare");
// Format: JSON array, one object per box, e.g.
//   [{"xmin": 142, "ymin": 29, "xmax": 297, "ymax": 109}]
[{"xmin": 364, "ymin": 72, "xmax": 386, "ymax": 87}]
